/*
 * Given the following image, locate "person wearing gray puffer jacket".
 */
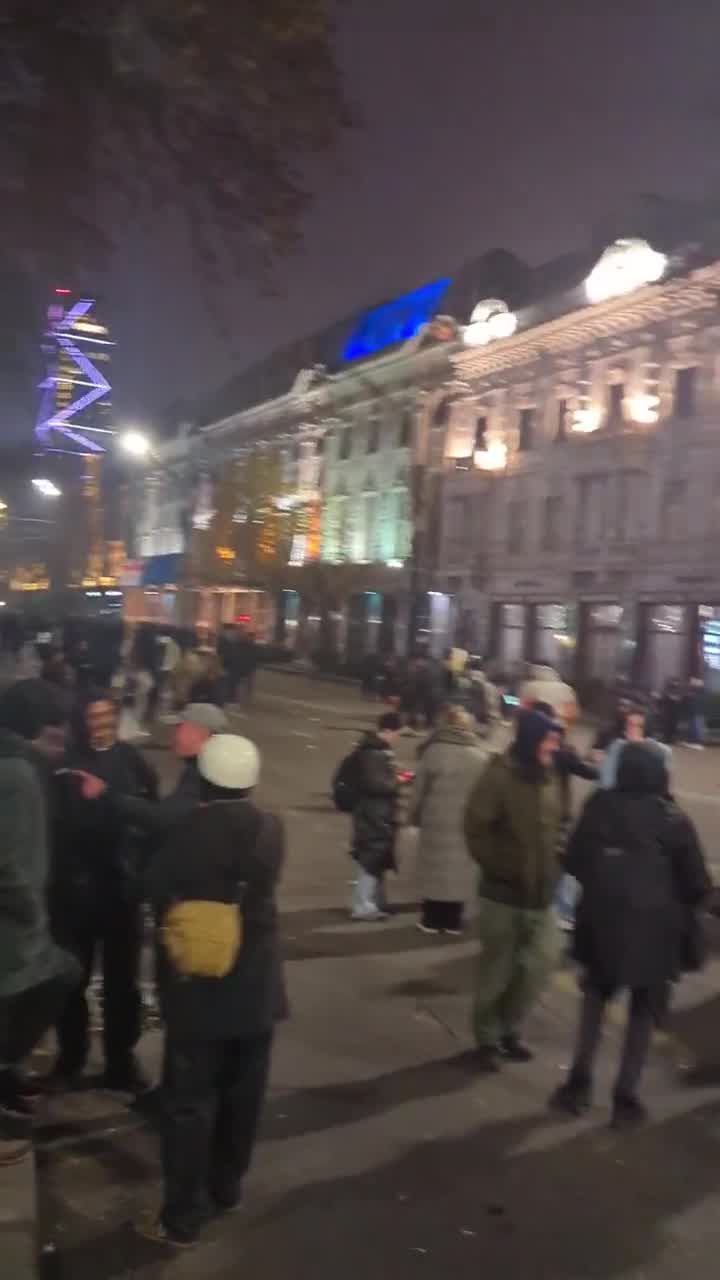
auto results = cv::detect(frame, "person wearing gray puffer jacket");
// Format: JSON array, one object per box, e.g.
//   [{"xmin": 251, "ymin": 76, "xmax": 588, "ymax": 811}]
[
  {"xmin": 0, "ymin": 680, "xmax": 79, "ymax": 1160},
  {"xmin": 410, "ymin": 706, "xmax": 487, "ymax": 934}
]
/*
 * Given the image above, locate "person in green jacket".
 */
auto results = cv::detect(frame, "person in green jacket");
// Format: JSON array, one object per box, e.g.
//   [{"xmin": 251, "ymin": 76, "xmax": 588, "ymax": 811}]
[{"xmin": 464, "ymin": 708, "xmax": 563, "ymax": 1071}]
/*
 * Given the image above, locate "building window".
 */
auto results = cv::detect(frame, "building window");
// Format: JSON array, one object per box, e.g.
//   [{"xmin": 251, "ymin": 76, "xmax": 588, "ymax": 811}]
[
  {"xmin": 663, "ymin": 479, "xmax": 687, "ymax": 541},
  {"xmin": 542, "ymin": 496, "xmax": 563, "ymax": 551},
  {"xmin": 474, "ymin": 416, "xmax": 488, "ymax": 452},
  {"xmin": 400, "ymin": 409, "xmax": 413, "ymax": 448},
  {"xmin": 674, "ymin": 367, "xmax": 697, "ymax": 419},
  {"xmin": 367, "ymin": 420, "xmax": 380, "ymax": 453},
  {"xmin": 608, "ymin": 382, "xmax": 625, "ymax": 426},
  {"xmin": 576, "ymin": 475, "xmax": 607, "ymax": 549},
  {"xmin": 615, "ymin": 470, "xmax": 648, "ymax": 542},
  {"xmin": 556, "ymin": 398, "xmax": 569, "ymax": 442},
  {"xmin": 507, "ymin": 499, "xmax": 524, "ymax": 553},
  {"xmin": 339, "ymin": 428, "xmax": 351, "ymax": 460},
  {"xmin": 518, "ymin": 407, "xmax": 535, "ymax": 452}
]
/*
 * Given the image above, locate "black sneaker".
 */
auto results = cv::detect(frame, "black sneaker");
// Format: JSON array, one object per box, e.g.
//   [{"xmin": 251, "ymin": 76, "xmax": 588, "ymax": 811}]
[
  {"xmin": 41, "ymin": 1065, "xmax": 85, "ymax": 1095},
  {"xmin": 101, "ymin": 1059, "xmax": 151, "ymax": 1096},
  {"xmin": 3, "ymin": 1069, "xmax": 42, "ymax": 1101},
  {"xmin": 212, "ymin": 1188, "xmax": 244, "ymax": 1216},
  {"xmin": 549, "ymin": 1078, "xmax": 592, "ymax": 1117},
  {"xmin": 135, "ymin": 1211, "xmax": 196, "ymax": 1249},
  {"xmin": 473, "ymin": 1045, "xmax": 503, "ymax": 1074},
  {"xmin": 0, "ymin": 1070, "xmax": 33, "ymax": 1121},
  {"xmin": 0, "ymin": 1102, "xmax": 32, "ymax": 1144},
  {"xmin": 499, "ymin": 1034, "xmax": 534, "ymax": 1063},
  {"xmin": 610, "ymin": 1094, "xmax": 648, "ymax": 1133}
]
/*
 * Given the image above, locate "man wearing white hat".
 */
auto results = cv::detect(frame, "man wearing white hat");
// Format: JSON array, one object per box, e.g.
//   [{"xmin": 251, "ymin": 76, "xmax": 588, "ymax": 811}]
[
  {"xmin": 141, "ymin": 734, "xmax": 286, "ymax": 1247},
  {"xmin": 76, "ymin": 702, "xmax": 227, "ymax": 835}
]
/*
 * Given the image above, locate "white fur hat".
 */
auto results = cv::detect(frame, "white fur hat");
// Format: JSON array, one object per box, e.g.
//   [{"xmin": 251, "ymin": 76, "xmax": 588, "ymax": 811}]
[{"xmin": 198, "ymin": 733, "xmax": 260, "ymax": 791}]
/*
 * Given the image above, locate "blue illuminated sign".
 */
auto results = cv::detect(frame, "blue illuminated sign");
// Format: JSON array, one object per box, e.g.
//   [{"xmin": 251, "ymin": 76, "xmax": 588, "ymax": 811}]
[{"xmin": 342, "ymin": 278, "xmax": 451, "ymax": 362}]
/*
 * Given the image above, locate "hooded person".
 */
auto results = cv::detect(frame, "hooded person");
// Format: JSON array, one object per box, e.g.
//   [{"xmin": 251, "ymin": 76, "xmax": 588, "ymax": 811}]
[
  {"xmin": 464, "ymin": 708, "xmax": 564, "ymax": 1071},
  {"xmin": 550, "ymin": 742, "xmax": 710, "ymax": 1131},
  {"xmin": 75, "ymin": 702, "xmax": 227, "ymax": 837},
  {"xmin": 0, "ymin": 680, "xmax": 79, "ymax": 1164},
  {"xmin": 349, "ymin": 711, "xmax": 403, "ymax": 921},
  {"xmin": 532, "ymin": 698, "xmax": 598, "ymax": 932},
  {"xmin": 141, "ymin": 733, "xmax": 286, "ymax": 1247}
]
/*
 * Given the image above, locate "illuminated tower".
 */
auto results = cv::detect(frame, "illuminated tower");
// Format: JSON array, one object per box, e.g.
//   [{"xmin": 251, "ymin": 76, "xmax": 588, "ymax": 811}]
[{"xmin": 35, "ymin": 289, "xmax": 115, "ymax": 585}]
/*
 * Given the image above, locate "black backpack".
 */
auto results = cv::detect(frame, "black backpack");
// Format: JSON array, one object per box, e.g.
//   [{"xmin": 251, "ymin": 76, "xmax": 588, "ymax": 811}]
[{"xmin": 332, "ymin": 747, "xmax": 363, "ymax": 813}]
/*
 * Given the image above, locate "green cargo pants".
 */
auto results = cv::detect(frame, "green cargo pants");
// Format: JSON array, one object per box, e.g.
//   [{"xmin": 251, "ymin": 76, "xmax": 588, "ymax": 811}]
[{"xmin": 472, "ymin": 899, "xmax": 561, "ymax": 1047}]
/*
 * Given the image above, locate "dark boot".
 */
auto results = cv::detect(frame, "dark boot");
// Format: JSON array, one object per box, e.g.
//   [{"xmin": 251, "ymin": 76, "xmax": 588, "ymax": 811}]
[
  {"xmin": 549, "ymin": 1071, "xmax": 592, "ymax": 1116},
  {"xmin": 499, "ymin": 1034, "xmax": 534, "ymax": 1063},
  {"xmin": 610, "ymin": 1093, "xmax": 648, "ymax": 1133}
]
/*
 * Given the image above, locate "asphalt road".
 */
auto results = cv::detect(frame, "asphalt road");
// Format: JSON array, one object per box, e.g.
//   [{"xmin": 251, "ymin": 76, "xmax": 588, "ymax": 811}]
[{"xmin": 23, "ymin": 672, "xmax": 720, "ymax": 1279}]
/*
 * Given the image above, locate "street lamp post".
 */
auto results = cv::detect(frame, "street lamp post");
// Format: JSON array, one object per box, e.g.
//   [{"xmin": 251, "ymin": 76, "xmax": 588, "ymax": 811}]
[
  {"xmin": 31, "ymin": 478, "xmax": 62, "ymax": 498},
  {"xmin": 118, "ymin": 429, "xmax": 153, "ymax": 460}
]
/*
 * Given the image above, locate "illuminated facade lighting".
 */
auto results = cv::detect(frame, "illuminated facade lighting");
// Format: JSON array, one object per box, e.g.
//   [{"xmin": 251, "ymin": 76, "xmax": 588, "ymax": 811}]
[
  {"xmin": 35, "ymin": 295, "xmax": 114, "ymax": 455},
  {"xmin": 474, "ymin": 440, "xmax": 508, "ymax": 470},
  {"xmin": 626, "ymin": 393, "xmax": 660, "ymax": 424},
  {"xmin": 571, "ymin": 405, "xmax": 602, "ymax": 433},
  {"xmin": 585, "ymin": 238, "xmax": 667, "ymax": 305},
  {"xmin": 463, "ymin": 299, "xmax": 518, "ymax": 347}
]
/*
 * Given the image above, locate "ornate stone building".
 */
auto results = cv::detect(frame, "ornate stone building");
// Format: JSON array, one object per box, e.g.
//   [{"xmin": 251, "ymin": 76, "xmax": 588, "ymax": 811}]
[
  {"xmin": 129, "ymin": 251, "xmax": 527, "ymax": 654},
  {"xmin": 437, "ymin": 238, "xmax": 720, "ymax": 693}
]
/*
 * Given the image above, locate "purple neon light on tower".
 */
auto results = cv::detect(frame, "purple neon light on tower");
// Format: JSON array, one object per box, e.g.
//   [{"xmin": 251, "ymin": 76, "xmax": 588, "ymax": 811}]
[{"xmin": 35, "ymin": 291, "xmax": 114, "ymax": 456}]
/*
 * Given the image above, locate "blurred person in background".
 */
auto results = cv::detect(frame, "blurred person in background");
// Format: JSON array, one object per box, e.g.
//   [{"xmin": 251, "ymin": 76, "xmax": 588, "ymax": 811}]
[
  {"xmin": 410, "ymin": 705, "xmax": 486, "ymax": 935},
  {"xmin": 465, "ymin": 709, "xmax": 563, "ymax": 1071},
  {"xmin": 550, "ymin": 742, "xmax": 710, "ymax": 1130},
  {"xmin": 77, "ymin": 703, "xmax": 226, "ymax": 839},
  {"xmin": 48, "ymin": 693, "xmax": 157, "ymax": 1094},
  {"xmin": 350, "ymin": 711, "xmax": 403, "ymax": 921},
  {"xmin": 141, "ymin": 733, "xmax": 286, "ymax": 1247},
  {"xmin": 0, "ymin": 680, "xmax": 79, "ymax": 1164}
]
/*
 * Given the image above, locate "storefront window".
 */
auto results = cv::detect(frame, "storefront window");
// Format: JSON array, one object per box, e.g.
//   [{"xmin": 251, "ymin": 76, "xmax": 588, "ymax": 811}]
[
  {"xmin": 499, "ymin": 603, "xmax": 525, "ymax": 667},
  {"xmin": 535, "ymin": 603, "xmax": 575, "ymax": 678},
  {"xmin": 700, "ymin": 606, "xmax": 720, "ymax": 693},
  {"xmin": 586, "ymin": 603, "xmax": 623, "ymax": 682},
  {"xmin": 646, "ymin": 603, "xmax": 688, "ymax": 691}
]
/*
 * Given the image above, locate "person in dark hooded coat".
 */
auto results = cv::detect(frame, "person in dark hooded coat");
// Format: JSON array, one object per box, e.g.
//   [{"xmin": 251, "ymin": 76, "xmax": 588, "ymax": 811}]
[
  {"xmin": 550, "ymin": 742, "xmax": 710, "ymax": 1131},
  {"xmin": 464, "ymin": 709, "xmax": 564, "ymax": 1070},
  {"xmin": 350, "ymin": 711, "xmax": 402, "ymax": 920}
]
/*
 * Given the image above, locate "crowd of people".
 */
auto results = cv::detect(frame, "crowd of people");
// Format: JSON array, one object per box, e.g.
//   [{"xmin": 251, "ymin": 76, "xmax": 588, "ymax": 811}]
[
  {"xmin": 344, "ymin": 672, "xmax": 713, "ymax": 1134},
  {"xmin": 0, "ymin": 632, "xmax": 281, "ymax": 1248},
  {"xmin": 0, "ymin": 634, "xmax": 716, "ymax": 1252}
]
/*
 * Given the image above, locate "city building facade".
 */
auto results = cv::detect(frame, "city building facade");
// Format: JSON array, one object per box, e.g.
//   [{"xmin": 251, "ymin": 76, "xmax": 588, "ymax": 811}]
[
  {"xmin": 130, "ymin": 210, "xmax": 720, "ymax": 691},
  {"xmin": 128, "ymin": 251, "xmax": 526, "ymax": 655},
  {"xmin": 438, "ymin": 237, "xmax": 720, "ymax": 695}
]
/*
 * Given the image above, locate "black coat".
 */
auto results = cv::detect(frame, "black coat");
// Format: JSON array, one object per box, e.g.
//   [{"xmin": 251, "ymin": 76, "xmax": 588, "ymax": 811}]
[
  {"xmin": 145, "ymin": 799, "xmax": 287, "ymax": 1039},
  {"xmin": 108, "ymin": 757, "xmax": 203, "ymax": 836},
  {"xmin": 53, "ymin": 742, "xmax": 157, "ymax": 912},
  {"xmin": 567, "ymin": 789, "xmax": 710, "ymax": 991},
  {"xmin": 351, "ymin": 733, "xmax": 398, "ymax": 875}
]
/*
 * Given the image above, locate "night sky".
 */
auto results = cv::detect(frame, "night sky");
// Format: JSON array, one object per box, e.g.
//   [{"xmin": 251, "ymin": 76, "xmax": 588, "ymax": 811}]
[{"xmin": 107, "ymin": 0, "xmax": 720, "ymax": 429}]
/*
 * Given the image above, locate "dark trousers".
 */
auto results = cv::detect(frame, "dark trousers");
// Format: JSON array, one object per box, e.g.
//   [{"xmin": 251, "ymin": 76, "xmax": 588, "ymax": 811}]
[
  {"xmin": 54, "ymin": 899, "xmax": 142, "ymax": 1074},
  {"xmin": 161, "ymin": 1032, "xmax": 273, "ymax": 1242},
  {"xmin": 0, "ymin": 972, "xmax": 75, "ymax": 1070},
  {"xmin": 421, "ymin": 900, "xmax": 464, "ymax": 932},
  {"xmin": 571, "ymin": 982, "xmax": 658, "ymax": 1100}
]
